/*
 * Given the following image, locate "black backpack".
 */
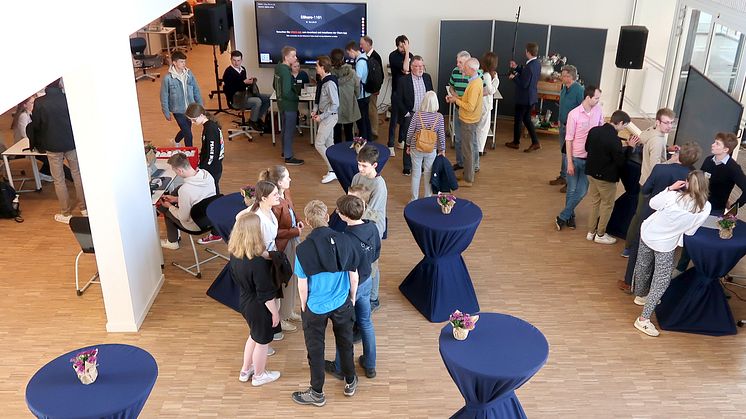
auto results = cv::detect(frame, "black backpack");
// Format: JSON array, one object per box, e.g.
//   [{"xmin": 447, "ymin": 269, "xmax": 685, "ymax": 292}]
[
  {"xmin": 360, "ymin": 56, "xmax": 384, "ymax": 94},
  {"xmin": 0, "ymin": 180, "xmax": 23, "ymax": 222}
]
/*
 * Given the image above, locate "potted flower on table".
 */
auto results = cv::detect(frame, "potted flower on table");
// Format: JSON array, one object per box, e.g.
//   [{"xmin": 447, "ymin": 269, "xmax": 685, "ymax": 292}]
[
  {"xmin": 717, "ymin": 214, "xmax": 737, "ymax": 239},
  {"xmin": 351, "ymin": 137, "xmax": 367, "ymax": 154},
  {"xmin": 437, "ymin": 192, "xmax": 456, "ymax": 214},
  {"xmin": 449, "ymin": 310, "xmax": 479, "ymax": 341},
  {"xmin": 241, "ymin": 185, "xmax": 256, "ymax": 208},
  {"xmin": 70, "ymin": 348, "xmax": 98, "ymax": 385}
]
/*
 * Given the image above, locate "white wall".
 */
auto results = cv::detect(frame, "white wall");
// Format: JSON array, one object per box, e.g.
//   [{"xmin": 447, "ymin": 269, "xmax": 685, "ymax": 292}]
[{"xmin": 232, "ymin": 0, "xmax": 640, "ymax": 114}]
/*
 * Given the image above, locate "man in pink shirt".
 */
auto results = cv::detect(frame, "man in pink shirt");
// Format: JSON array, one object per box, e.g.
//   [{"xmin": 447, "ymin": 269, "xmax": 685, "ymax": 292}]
[{"xmin": 555, "ymin": 86, "xmax": 603, "ymax": 230}]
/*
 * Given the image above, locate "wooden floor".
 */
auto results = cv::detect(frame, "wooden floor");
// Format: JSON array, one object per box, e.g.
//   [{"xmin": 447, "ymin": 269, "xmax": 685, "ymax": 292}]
[{"xmin": 2, "ymin": 44, "xmax": 746, "ymax": 418}]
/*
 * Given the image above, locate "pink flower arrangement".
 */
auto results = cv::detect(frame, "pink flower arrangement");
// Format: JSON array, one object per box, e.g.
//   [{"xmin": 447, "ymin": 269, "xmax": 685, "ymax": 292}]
[
  {"xmin": 449, "ymin": 310, "xmax": 478, "ymax": 330},
  {"xmin": 352, "ymin": 137, "xmax": 367, "ymax": 145},
  {"xmin": 437, "ymin": 193, "xmax": 456, "ymax": 207},
  {"xmin": 70, "ymin": 348, "xmax": 98, "ymax": 374},
  {"xmin": 717, "ymin": 214, "xmax": 737, "ymax": 230}
]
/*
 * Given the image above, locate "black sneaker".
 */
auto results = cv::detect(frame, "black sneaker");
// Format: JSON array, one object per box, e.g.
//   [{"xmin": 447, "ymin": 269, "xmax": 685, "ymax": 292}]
[
  {"xmin": 324, "ymin": 360, "xmax": 344, "ymax": 380},
  {"xmin": 403, "ymin": 169, "xmax": 411, "ymax": 176},
  {"xmin": 452, "ymin": 163, "xmax": 463, "ymax": 171},
  {"xmin": 343, "ymin": 375, "xmax": 358, "ymax": 396},
  {"xmin": 285, "ymin": 157, "xmax": 305, "ymax": 166},
  {"xmin": 567, "ymin": 216, "xmax": 577, "ymax": 229},
  {"xmin": 358, "ymin": 355, "xmax": 376, "ymax": 379},
  {"xmin": 292, "ymin": 387, "xmax": 326, "ymax": 407},
  {"xmin": 555, "ymin": 216, "xmax": 566, "ymax": 231}
]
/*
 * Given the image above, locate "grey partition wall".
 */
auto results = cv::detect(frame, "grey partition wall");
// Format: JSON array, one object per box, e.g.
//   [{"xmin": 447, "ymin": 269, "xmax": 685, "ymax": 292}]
[
  {"xmin": 437, "ymin": 20, "xmax": 494, "ymax": 113},
  {"xmin": 492, "ymin": 22, "xmax": 549, "ymax": 118}
]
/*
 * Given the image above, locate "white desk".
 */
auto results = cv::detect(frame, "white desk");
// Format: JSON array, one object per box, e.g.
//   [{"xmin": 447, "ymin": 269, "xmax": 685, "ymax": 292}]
[
  {"xmin": 1, "ymin": 138, "xmax": 44, "ymax": 193},
  {"xmin": 137, "ymin": 27, "xmax": 178, "ymax": 57},
  {"xmin": 178, "ymin": 14, "xmax": 195, "ymax": 48},
  {"xmin": 269, "ymin": 92, "xmax": 316, "ymax": 146},
  {"xmin": 152, "ymin": 160, "xmax": 176, "ymax": 266}
]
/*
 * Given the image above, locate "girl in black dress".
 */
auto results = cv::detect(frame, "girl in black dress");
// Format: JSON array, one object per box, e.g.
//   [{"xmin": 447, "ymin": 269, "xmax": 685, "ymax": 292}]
[{"xmin": 229, "ymin": 212, "xmax": 281, "ymax": 386}]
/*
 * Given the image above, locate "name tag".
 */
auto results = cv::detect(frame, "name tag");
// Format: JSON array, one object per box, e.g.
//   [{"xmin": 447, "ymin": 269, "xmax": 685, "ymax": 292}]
[{"xmin": 704, "ymin": 172, "xmax": 711, "ymax": 179}]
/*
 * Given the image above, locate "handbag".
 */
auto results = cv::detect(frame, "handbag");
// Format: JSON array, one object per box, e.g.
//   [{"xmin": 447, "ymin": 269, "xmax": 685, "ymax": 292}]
[{"xmin": 415, "ymin": 112, "xmax": 440, "ymax": 153}]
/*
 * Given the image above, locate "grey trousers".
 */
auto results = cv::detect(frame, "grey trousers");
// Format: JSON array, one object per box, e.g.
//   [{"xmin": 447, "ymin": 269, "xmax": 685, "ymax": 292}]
[
  {"xmin": 47, "ymin": 150, "xmax": 86, "ymax": 215},
  {"xmin": 315, "ymin": 114, "xmax": 337, "ymax": 171},
  {"xmin": 632, "ymin": 240, "xmax": 675, "ymax": 319},
  {"xmin": 460, "ymin": 121, "xmax": 479, "ymax": 183}
]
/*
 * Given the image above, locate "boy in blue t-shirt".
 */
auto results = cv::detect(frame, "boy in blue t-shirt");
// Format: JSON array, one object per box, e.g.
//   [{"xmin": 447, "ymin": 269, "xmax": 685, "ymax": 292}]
[{"xmin": 291, "ymin": 200, "xmax": 360, "ymax": 407}]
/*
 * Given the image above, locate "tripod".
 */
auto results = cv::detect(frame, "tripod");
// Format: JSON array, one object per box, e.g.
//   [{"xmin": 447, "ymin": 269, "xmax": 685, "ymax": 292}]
[{"xmin": 206, "ymin": 45, "xmax": 237, "ymax": 116}]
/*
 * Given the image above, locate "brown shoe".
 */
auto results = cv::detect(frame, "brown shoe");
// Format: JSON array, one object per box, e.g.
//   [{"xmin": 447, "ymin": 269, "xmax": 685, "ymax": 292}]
[
  {"xmin": 458, "ymin": 180, "xmax": 473, "ymax": 187},
  {"xmin": 617, "ymin": 280, "xmax": 632, "ymax": 294},
  {"xmin": 504, "ymin": 142, "xmax": 520, "ymax": 150},
  {"xmin": 549, "ymin": 176, "xmax": 566, "ymax": 186},
  {"xmin": 560, "ymin": 185, "xmax": 567, "ymax": 193},
  {"xmin": 524, "ymin": 143, "xmax": 542, "ymax": 153}
]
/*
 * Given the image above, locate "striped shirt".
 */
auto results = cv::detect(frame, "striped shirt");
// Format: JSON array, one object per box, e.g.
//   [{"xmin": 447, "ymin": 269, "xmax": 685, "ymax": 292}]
[
  {"xmin": 412, "ymin": 74, "xmax": 427, "ymax": 112},
  {"xmin": 406, "ymin": 111, "xmax": 446, "ymax": 152},
  {"xmin": 448, "ymin": 67, "xmax": 484, "ymax": 97}
]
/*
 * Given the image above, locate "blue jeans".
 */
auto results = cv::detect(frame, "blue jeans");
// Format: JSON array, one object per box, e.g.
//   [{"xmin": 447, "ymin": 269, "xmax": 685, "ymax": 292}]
[
  {"xmin": 281, "ymin": 111, "xmax": 297, "ymax": 159},
  {"xmin": 246, "ymin": 94, "xmax": 271, "ymax": 122},
  {"xmin": 558, "ymin": 123, "xmax": 567, "ymax": 179},
  {"xmin": 453, "ymin": 107, "xmax": 463, "ymax": 166},
  {"xmin": 173, "ymin": 113, "xmax": 193, "ymax": 147},
  {"xmin": 335, "ymin": 278, "xmax": 376, "ymax": 370},
  {"xmin": 559, "ymin": 157, "xmax": 589, "ymax": 221}
]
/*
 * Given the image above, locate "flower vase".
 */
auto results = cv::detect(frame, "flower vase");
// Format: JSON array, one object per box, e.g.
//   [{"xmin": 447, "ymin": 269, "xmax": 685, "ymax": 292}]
[
  {"xmin": 353, "ymin": 142, "xmax": 366, "ymax": 154},
  {"xmin": 719, "ymin": 227, "xmax": 734, "ymax": 240},
  {"xmin": 75, "ymin": 362, "xmax": 98, "ymax": 385},
  {"xmin": 145, "ymin": 149, "xmax": 157, "ymax": 167},
  {"xmin": 452, "ymin": 327, "xmax": 469, "ymax": 341},
  {"xmin": 440, "ymin": 203, "xmax": 454, "ymax": 214}
]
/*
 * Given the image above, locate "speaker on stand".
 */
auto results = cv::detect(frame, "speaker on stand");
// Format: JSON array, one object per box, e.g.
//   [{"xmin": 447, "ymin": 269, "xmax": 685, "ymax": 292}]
[
  {"xmin": 615, "ymin": 25, "xmax": 648, "ymax": 110},
  {"xmin": 194, "ymin": 3, "xmax": 234, "ymax": 115}
]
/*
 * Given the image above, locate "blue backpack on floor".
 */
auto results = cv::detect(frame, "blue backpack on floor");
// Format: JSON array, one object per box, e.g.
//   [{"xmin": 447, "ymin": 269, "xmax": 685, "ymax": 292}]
[{"xmin": 0, "ymin": 180, "xmax": 23, "ymax": 222}]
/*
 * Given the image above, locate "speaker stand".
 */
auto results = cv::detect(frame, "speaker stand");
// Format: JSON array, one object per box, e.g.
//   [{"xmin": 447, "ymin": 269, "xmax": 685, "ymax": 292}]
[
  {"xmin": 618, "ymin": 68, "xmax": 629, "ymax": 110},
  {"xmin": 206, "ymin": 45, "xmax": 237, "ymax": 116}
]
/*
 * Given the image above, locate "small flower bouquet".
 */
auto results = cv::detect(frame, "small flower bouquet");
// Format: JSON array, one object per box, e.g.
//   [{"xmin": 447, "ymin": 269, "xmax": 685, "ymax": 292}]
[
  {"xmin": 351, "ymin": 137, "xmax": 367, "ymax": 154},
  {"xmin": 449, "ymin": 310, "xmax": 479, "ymax": 341},
  {"xmin": 144, "ymin": 142, "xmax": 157, "ymax": 167},
  {"xmin": 241, "ymin": 185, "xmax": 256, "ymax": 208},
  {"xmin": 437, "ymin": 192, "xmax": 456, "ymax": 214},
  {"xmin": 70, "ymin": 348, "xmax": 98, "ymax": 385},
  {"xmin": 717, "ymin": 214, "xmax": 737, "ymax": 239}
]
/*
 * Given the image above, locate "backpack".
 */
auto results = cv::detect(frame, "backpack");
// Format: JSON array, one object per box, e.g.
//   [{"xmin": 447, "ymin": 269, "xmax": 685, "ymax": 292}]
[
  {"xmin": 415, "ymin": 112, "xmax": 440, "ymax": 153},
  {"xmin": 360, "ymin": 56, "xmax": 383, "ymax": 94},
  {"xmin": 0, "ymin": 180, "xmax": 23, "ymax": 222}
]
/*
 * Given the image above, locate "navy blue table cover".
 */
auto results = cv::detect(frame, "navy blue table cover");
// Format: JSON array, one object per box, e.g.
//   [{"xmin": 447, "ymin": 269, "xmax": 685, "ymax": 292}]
[
  {"xmin": 439, "ymin": 313, "xmax": 549, "ymax": 419},
  {"xmin": 606, "ymin": 159, "xmax": 641, "ymax": 239},
  {"xmin": 656, "ymin": 220, "xmax": 746, "ymax": 336},
  {"xmin": 325, "ymin": 141, "xmax": 390, "ymax": 192},
  {"xmin": 26, "ymin": 344, "xmax": 158, "ymax": 419},
  {"xmin": 399, "ymin": 197, "xmax": 481, "ymax": 322},
  {"xmin": 205, "ymin": 192, "xmax": 247, "ymax": 312}
]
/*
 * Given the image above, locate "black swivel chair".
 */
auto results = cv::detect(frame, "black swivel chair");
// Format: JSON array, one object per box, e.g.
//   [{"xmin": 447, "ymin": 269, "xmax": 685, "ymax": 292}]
[
  {"xmin": 129, "ymin": 37, "xmax": 162, "ymax": 82},
  {"xmin": 171, "ymin": 195, "xmax": 228, "ymax": 278},
  {"xmin": 227, "ymin": 91, "xmax": 260, "ymax": 141},
  {"xmin": 69, "ymin": 217, "xmax": 100, "ymax": 296}
]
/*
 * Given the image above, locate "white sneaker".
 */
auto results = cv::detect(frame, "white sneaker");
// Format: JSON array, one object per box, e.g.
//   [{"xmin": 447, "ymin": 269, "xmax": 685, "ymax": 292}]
[
  {"xmin": 239, "ymin": 366, "xmax": 254, "ymax": 382},
  {"xmin": 160, "ymin": 239, "xmax": 179, "ymax": 250},
  {"xmin": 288, "ymin": 312, "xmax": 302, "ymax": 321},
  {"xmin": 388, "ymin": 147, "xmax": 395, "ymax": 157},
  {"xmin": 281, "ymin": 319, "xmax": 297, "ymax": 332},
  {"xmin": 396, "ymin": 141, "xmax": 405, "ymax": 150},
  {"xmin": 267, "ymin": 346, "xmax": 276, "ymax": 356},
  {"xmin": 251, "ymin": 370, "xmax": 280, "ymax": 386},
  {"xmin": 321, "ymin": 171, "xmax": 337, "ymax": 184},
  {"xmin": 39, "ymin": 173, "xmax": 54, "ymax": 182},
  {"xmin": 633, "ymin": 295, "xmax": 647, "ymax": 306},
  {"xmin": 634, "ymin": 317, "xmax": 660, "ymax": 337},
  {"xmin": 586, "ymin": 232, "xmax": 596, "ymax": 241},
  {"xmin": 54, "ymin": 214, "xmax": 72, "ymax": 224},
  {"xmin": 594, "ymin": 234, "xmax": 617, "ymax": 245},
  {"xmin": 80, "ymin": 209, "xmax": 88, "ymax": 217},
  {"xmin": 273, "ymin": 332, "xmax": 284, "ymax": 341}
]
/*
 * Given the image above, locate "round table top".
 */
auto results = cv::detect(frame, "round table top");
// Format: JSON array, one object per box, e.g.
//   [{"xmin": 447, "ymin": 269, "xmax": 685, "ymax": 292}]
[
  {"xmin": 26, "ymin": 344, "xmax": 158, "ymax": 419},
  {"xmin": 404, "ymin": 197, "xmax": 482, "ymax": 232},
  {"xmin": 326, "ymin": 141, "xmax": 391, "ymax": 166},
  {"xmin": 439, "ymin": 313, "xmax": 548, "ymax": 379},
  {"xmin": 685, "ymin": 220, "xmax": 746, "ymax": 252},
  {"xmin": 206, "ymin": 192, "xmax": 247, "ymax": 241},
  {"xmin": 683, "ymin": 220, "xmax": 746, "ymax": 278}
]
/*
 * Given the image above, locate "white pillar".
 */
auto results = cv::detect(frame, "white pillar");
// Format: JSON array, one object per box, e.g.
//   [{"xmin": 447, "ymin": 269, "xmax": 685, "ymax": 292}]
[{"xmin": 63, "ymin": 34, "xmax": 165, "ymax": 332}]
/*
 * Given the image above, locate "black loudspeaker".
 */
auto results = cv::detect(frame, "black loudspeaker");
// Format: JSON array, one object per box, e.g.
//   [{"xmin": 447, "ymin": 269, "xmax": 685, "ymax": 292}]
[
  {"xmin": 616, "ymin": 26, "xmax": 648, "ymax": 69},
  {"xmin": 194, "ymin": 3, "xmax": 229, "ymax": 46}
]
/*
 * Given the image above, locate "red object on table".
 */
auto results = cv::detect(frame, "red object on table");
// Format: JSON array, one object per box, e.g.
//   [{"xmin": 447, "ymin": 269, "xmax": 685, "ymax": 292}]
[{"xmin": 155, "ymin": 147, "xmax": 200, "ymax": 169}]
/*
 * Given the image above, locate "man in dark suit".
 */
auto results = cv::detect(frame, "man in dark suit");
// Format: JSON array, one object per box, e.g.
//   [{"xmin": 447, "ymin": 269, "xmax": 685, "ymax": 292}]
[
  {"xmin": 395, "ymin": 55, "xmax": 433, "ymax": 175},
  {"xmin": 506, "ymin": 42, "xmax": 542, "ymax": 152}
]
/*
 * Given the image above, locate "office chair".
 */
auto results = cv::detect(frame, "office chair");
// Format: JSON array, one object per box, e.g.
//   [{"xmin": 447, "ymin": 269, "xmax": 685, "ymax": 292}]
[
  {"xmin": 69, "ymin": 217, "xmax": 100, "ymax": 296},
  {"xmin": 171, "ymin": 194, "xmax": 228, "ymax": 278},
  {"xmin": 227, "ymin": 91, "xmax": 260, "ymax": 141},
  {"xmin": 129, "ymin": 37, "xmax": 162, "ymax": 82}
]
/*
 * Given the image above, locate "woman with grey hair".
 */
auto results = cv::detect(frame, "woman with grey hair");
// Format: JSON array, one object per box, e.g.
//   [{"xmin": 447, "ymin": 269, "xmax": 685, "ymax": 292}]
[{"xmin": 405, "ymin": 91, "xmax": 446, "ymax": 200}]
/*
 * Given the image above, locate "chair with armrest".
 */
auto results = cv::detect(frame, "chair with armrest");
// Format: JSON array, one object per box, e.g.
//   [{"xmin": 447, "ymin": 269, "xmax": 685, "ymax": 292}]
[
  {"xmin": 171, "ymin": 194, "xmax": 228, "ymax": 278},
  {"xmin": 227, "ymin": 91, "xmax": 261, "ymax": 142},
  {"xmin": 129, "ymin": 37, "xmax": 162, "ymax": 82},
  {"xmin": 69, "ymin": 217, "xmax": 100, "ymax": 296}
]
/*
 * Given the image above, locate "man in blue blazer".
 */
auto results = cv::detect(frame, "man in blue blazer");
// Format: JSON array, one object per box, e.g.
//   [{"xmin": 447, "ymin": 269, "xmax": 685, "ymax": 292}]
[{"xmin": 506, "ymin": 42, "xmax": 542, "ymax": 153}]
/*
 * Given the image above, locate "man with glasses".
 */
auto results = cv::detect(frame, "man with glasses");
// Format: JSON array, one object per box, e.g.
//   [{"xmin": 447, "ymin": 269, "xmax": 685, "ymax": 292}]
[
  {"xmin": 621, "ymin": 108, "xmax": 676, "ymax": 258},
  {"xmin": 584, "ymin": 110, "xmax": 639, "ymax": 245}
]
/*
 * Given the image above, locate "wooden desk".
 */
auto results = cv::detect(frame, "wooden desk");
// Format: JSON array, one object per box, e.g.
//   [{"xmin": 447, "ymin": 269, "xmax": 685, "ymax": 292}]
[{"xmin": 137, "ymin": 27, "xmax": 178, "ymax": 57}]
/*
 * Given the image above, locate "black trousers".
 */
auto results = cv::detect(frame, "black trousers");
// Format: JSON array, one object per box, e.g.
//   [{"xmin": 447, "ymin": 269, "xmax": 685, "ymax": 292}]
[
  {"xmin": 302, "ymin": 299, "xmax": 355, "ymax": 393},
  {"xmin": 401, "ymin": 115, "xmax": 412, "ymax": 172},
  {"xmin": 334, "ymin": 123, "xmax": 354, "ymax": 144},
  {"xmin": 513, "ymin": 103, "xmax": 539, "ymax": 145}
]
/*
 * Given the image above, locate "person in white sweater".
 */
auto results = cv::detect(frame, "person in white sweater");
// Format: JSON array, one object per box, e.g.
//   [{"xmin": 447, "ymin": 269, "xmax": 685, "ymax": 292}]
[
  {"xmin": 632, "ymin": 170, "xmax": 711, "ymax": 336},
  {"xmin": 477, "ymin": 52, "xmax": 499, "ymax": 161}
]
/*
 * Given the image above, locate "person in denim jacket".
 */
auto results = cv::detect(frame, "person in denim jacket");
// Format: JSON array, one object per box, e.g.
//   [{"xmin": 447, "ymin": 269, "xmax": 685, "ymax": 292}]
[{"xmin": 160, "ymin": 51, "xmax": 203, "ymax": 147}]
